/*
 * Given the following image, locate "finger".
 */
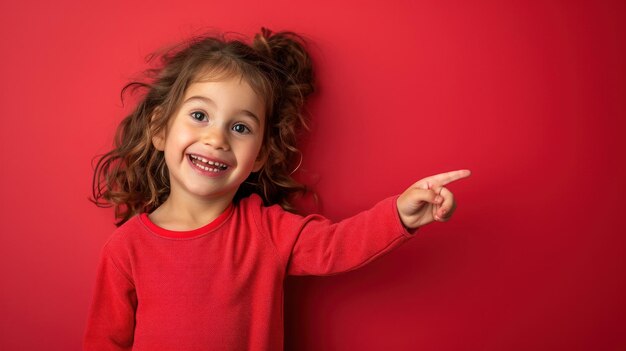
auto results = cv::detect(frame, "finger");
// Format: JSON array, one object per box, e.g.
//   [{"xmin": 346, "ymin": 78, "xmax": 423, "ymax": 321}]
[
  {"xmin": 435, "ymin": 187, "xmax": 455, "ymax": 220},
  {"xmin": 431, "ymin": 185, "xmax": 443, "ymax": 220},
  {"xmin": 432, "ymin": 199, "xmax": 443, "ymax": 222},
  {"xmin": 410, "ymin": 187, "xmax": 443, "ymax": 207},
  {"xmin": 420, "ymin": 169, "xmax": 472, "ymax": 187}
]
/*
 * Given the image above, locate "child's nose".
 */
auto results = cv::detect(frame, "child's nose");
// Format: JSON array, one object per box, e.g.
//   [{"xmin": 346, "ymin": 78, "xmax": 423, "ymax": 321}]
[{"xmin": 202, "ymin": 127, "xmax": 229, "ymax": 150}]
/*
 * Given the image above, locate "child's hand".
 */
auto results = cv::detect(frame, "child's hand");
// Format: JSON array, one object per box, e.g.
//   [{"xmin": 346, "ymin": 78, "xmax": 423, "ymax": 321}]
[{"xmin": 397, "ymin": 170, "xmax": 471, "ymax": 229}]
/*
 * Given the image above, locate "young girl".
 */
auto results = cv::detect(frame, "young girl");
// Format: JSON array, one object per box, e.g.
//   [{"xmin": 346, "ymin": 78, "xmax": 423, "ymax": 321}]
[{"xmin": 85, "ymin": 28, "xmax": 470, "ymax": 350}]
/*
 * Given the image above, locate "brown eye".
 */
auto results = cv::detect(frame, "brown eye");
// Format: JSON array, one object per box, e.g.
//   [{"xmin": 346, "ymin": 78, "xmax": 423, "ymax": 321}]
[
  {"xmin": 232, "ymin": 123, "xmax": 250, "ymax": 134},
  {"xmin": 190, "ymin": 111, "xmax": 207, "ymax": 121}
]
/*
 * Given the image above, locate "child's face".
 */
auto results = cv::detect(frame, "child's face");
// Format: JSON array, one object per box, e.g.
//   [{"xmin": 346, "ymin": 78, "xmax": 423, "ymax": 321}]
[{"xmin": 152, "ymin": 75, "xmax": 266, "ymax": 203}]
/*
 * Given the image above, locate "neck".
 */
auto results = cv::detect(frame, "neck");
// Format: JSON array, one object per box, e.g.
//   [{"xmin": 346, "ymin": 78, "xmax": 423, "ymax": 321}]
[{"xmin": 148, "ymin": 191, "xmax": 234, "ymax": 231}]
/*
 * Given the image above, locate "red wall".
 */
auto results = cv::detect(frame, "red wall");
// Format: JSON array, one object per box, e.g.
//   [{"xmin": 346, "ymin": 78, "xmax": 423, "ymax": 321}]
[{"xmin": 1, "ymin": 0, "xmax": 625, "ymax": 350}]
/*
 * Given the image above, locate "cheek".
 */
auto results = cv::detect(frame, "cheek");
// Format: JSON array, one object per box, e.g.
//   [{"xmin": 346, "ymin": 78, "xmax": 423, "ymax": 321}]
[
  {"xmin": 237, "ymin": 142, "xmax": 263, "ymax": 166},
  {"xmin": 165, "ymin": 126, "xmax": 194, "ymax": 149}
]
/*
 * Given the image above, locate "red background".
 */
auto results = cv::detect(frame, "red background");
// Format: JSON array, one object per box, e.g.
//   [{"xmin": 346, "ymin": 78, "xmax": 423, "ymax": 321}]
[{"xmin": 1, "ymin": 0, "xmax": 625, "ymax": 350}]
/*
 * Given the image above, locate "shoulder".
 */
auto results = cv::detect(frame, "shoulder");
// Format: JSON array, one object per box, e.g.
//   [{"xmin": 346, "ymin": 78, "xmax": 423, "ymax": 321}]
[
  {"xmin": 236, "ymin": 193, "xmax": 285, "ymax": 216},
  {"xmin": 236, "ymin": 193, "xmax": 304, "ymax": 217},
  {"xmin": 236, "ymin": 194, "xmax": 310, "ymax": 233},
  {"xmin": 236, "ymin": 193, "xmax": 264, "ymax": 208},
  {"xmin": 101, "ymin": 215, "xmax": 146, "ymax": 255}
]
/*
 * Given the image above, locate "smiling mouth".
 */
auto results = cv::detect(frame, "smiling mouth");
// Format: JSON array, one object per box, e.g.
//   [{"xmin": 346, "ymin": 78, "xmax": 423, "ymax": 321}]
[{"xmin": 188, "ymin": 155, "xmax": 229, "ymax": 172}]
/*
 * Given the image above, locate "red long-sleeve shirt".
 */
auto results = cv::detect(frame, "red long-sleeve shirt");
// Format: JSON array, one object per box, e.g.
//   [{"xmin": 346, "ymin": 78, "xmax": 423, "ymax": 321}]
[{"xmin": 84, "ymin": 194, "xmax": 416, "ymax": 350}]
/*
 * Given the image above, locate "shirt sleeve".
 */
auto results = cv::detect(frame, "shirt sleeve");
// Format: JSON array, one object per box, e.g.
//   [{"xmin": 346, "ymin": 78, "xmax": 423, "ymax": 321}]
[
  {"xmin": 252, "ymin": 195, "xmax": 418, "ymax": 276},
  {"xmin": 84, "ymin": 243, "xmax": 137, "ymax": 351}
]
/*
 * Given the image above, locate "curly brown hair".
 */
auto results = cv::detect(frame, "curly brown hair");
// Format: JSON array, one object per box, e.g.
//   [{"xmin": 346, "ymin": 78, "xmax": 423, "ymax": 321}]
[{"xmin": 92, "ymin": 28, "xmax": 315, "ymax": 226}]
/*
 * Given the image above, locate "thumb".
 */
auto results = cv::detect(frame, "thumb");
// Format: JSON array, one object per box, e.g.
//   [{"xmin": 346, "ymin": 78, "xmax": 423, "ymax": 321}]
[{"xmin": 402, "ymin": 187, "xmax": 442, "ymax": 209}]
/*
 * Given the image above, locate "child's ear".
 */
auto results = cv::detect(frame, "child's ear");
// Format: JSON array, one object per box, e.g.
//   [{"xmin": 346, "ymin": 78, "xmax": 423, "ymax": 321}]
[
  {"xmin": 252, "ymin": 148, "xmax": 268, "ymax": 173},
  {"xmin": 150, "ymin": 108, "xmax": 166, "ymax": 151},
  {"xmin": 152, "ymin": 129, "xmax": 166, "ymax": 151}
]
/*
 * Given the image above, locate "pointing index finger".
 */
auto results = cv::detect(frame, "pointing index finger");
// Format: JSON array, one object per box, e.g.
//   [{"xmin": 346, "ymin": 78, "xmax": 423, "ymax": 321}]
[{"xmin": 423, "ymin": 169, "xmax": 472, "ymax": 186}]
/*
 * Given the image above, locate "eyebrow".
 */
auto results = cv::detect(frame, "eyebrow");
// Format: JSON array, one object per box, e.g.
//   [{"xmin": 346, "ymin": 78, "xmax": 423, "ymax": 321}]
[{"xmin": 183, "ymin": 95, "xmax": 262, "ymax": 125}]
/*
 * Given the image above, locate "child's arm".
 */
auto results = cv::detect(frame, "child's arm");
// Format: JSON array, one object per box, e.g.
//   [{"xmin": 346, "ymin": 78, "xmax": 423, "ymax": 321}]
[
  {"xmin": 84, "ymin": 244, "xmax": 137, "ymax": 350},
  {"xmin": 253, "ymin": 169, "xmax": 471, "ymax": 276}
]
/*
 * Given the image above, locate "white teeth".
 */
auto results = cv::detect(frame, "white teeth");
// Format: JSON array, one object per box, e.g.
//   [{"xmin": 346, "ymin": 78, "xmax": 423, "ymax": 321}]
[
  {"xmin": 189, "ymin": 155, "xmax": 228, "ymax": 171},
  {"xmin": 196, "ymin": 163, "xmax": 218, "ymax": 172}
]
